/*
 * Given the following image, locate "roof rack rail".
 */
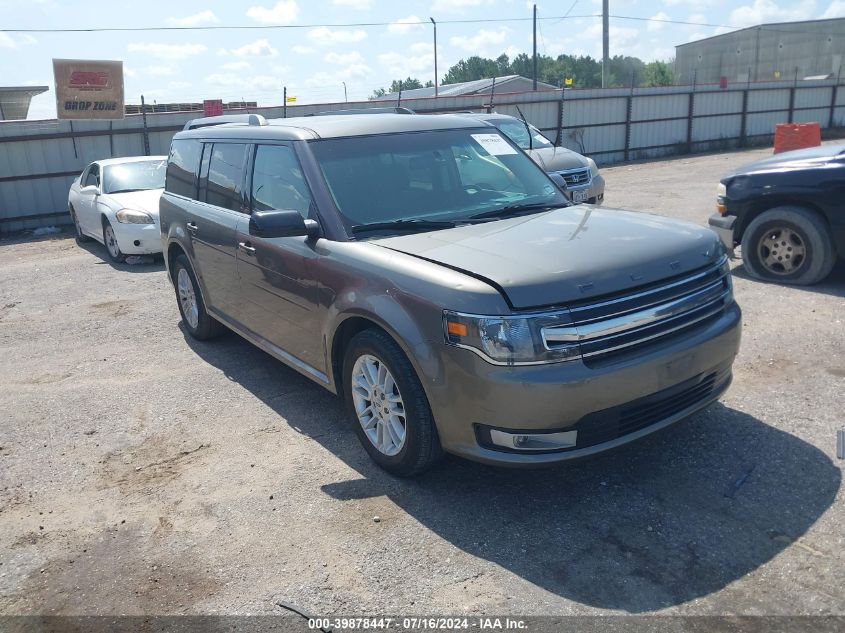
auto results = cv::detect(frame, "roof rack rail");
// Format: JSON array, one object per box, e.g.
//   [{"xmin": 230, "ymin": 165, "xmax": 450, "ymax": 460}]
[
  {"xmin": 306, "ymin": 107, "xmax": 415, "ymax": 117},
  {"xmin": 183, "ymin": 114, "xmax": 268, "ymax": 131}
]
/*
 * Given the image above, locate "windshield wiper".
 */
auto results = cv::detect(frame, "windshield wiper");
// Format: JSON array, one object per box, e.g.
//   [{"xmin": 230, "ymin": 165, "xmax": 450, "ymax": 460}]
[
  {"xmin": 108, "ymin": 188, "xmax": 151, "ymax": 194},
  {"xmin": 469, "ymin": 202, "xmax": 566, "ymax": 221},
  {"xmin": 351, "ymin": 219, "xmax": 459, "ymax": 235}
]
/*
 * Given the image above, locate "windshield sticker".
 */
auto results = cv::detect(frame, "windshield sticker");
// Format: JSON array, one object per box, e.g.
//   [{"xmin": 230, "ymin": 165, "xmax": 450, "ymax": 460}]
[{"xmin": 471, "ymin": 133, "xmax": 518, "ymax": 156}]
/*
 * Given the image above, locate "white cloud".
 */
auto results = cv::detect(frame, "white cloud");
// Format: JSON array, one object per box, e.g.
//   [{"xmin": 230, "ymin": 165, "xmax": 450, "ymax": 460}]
[
  {"xmin": 449, "ymin": 29, "xmax": 509, "ymax": 53},
  {"xmin": 206, "ymin": 73, "xmax": 286, "ymax": 92},
  {"xmin": 165, "ymin": 10, "xmax": 220, "ymax": 27},
  {"xmin": 388, "ymin": 15, "xmax": 425, "ymax": 34},
  {"xmin": 142, "ymin": 65, "xmax": 177, "ymax": 77},
  {"xmin": 333, "ymin": 0, "xmax": 373, "ymax": 8},
  {"xmin": 292, "ymin": 45, "xmax": 316, "ymax": 54},
  {"xmin": 431, "ymin": 0, "xmax": 483, "ymax": 12},
  {"xmin": 307, "ymin": 27, "xmax": 368, "ymax": 45},
  {"xmin": 0, "ymin": 32, "xmax": 36, "ymax": 49},
  {"xmin": 821, "ymin": 0, "xmax": 845, "ymax": 17},
  {"xmin": 246, "ymin": 0, "xmax": 299, "ymax": 25},
  {"xmin": 378, "ymin": 50, "xmax": 435, "ymax": 78},
  {"xmin": 648, "ymin": 11, "xmax": 671, "ymax": 32},
  {"xmin": 127, "ymin": 42, "xmax": 207, "ymax": 60},
  {"xmin": 305, "ymin": 64, "xmax": 373, "ymax": 87},
  {"xmin": 325, "ymin": 51, "xmax": 365, "ymax": 65},
  {"xmin": 222, "ymin": 39, "xmax": 279, "ymax": 57},
  {"xmin": 222, "ymin": 61, "xmax": 252, "ymax": 71},
  {"xmin": 729, "ymin": 0, "xmax": 815, "ymax": 28}
]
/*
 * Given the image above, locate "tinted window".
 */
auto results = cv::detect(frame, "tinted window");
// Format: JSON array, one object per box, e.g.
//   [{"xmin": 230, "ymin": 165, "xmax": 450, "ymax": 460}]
[
  {"xmin": 494, "ymin": 120, "xmax": 554, "ymax": 149},
  {"xmin": 166, "ymin": 139, "xmax": 202, "ymax": 198},
  {"xmin": 202, "ymin": 143, "xmax": 247, "ymax": 212},
  {"xmin": 311, "ymin": 129, "xmax": 565, "ymax": 232},
  {"xmin": 251, "ymin": 145, "xmax": 312, "ymax": 217},
  {"xmin": 103, "ymin": 160, "xmax": 166, "ymax": 194}
]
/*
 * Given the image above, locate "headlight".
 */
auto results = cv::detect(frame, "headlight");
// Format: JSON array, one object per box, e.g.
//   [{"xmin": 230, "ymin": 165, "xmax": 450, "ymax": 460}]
[
  {"xmin": 443, "ymin": 310, "xmax": 580, "ymax": 365},
  {"xmin": 115, "ymin": 209, "xmax": 154, "ymax": 224},
  {"xmin": 716, "ymin": 182, "xmax": 727, "ymax": 215},
  {"xmin": 586, "ymin": 157, "xmax": 599, "ymax": 177}
]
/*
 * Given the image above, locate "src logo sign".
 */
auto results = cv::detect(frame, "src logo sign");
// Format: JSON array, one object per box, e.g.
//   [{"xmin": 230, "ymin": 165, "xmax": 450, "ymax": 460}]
[
  {"xmin": 53, "ymin": 59, "xmax": 124, "ymax": 119},
  {"xmin": 68, "ymin": 71, "xmax": 110, "ymax": 88}
]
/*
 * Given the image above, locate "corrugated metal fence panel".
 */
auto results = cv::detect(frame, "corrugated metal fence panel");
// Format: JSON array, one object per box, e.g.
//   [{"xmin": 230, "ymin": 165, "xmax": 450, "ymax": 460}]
[{"xmin": 3, "ymin": 81, "xmax": 845, "ymax": 230}]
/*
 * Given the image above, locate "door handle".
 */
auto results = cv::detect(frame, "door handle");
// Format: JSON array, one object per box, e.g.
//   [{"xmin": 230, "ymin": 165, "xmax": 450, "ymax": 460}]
[
  {"xmin": 186, "ymin": 222, "xmax": 198, "ymax": 235},
  {"xmin": 238, "ymin": 241, "xmax": 256, "ymax": 256}
]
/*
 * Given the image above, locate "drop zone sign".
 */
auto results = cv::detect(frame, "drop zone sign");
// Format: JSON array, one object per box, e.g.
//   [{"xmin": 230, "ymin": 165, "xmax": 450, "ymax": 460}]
[{"xmin": 53, "ymin": 59, "xmax": 125, "ymax": 120}]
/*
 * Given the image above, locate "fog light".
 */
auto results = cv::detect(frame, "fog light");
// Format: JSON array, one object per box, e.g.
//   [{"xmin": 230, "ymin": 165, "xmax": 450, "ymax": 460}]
[{"xmin": 488, "ymin": 429, "xmax": 578, "ymax": 452}]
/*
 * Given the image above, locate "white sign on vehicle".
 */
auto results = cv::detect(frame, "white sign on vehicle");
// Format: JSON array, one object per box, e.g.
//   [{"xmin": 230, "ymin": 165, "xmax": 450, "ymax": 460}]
[{"xmin": 471, "ymin": 133, "xmax": 518, "ymax": 156}]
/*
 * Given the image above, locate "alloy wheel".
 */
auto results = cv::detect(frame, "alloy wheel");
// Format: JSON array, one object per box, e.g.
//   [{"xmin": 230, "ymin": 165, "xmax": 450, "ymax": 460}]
[
  {"xmin": 757, "ymin": 226, "xmax": 806, "ymax": 275},
  {"xmin": 351, "ymin": 354, "xmax": 407, "ymax": 456},
  {"xmin": 177, "ymin": 267, "xmax": 200, "ymax": 329}
]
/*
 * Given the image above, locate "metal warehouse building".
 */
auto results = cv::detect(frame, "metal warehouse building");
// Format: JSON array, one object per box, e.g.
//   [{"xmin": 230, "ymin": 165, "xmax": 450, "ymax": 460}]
[{"xmin": 675, "ymin": 18, "xmax": 845, "ymax": 85}]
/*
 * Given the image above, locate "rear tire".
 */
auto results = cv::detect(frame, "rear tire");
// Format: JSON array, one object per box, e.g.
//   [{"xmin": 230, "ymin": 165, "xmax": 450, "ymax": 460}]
[
  {"xmin": 342, "ymin": 329, "xmax": 442, "ymax": 477},
  {"xmin": 172, "ymin": 253, "xmax": 225, "ymax": 340},
  {"xmin": 741, "ymin": 206, "xmax": 836, "ymax": 286},
  {"xmin": 69, "ymin": 205, "xmax": 91, "ymax": 243}
]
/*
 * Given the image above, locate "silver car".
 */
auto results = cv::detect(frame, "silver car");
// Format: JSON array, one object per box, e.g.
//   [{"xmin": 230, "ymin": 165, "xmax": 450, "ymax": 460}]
[
  {"xmin": 455, "ymin": 113, "xmax": 605, "ymax": 205},
  {"xmin": 160, "ymin": 113, "xmax": 740, "ymax": 476}
]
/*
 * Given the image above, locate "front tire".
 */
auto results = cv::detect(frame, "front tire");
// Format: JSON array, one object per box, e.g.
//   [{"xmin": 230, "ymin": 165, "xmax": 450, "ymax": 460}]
[
  {"xmin": 741, "ymin": 206, "xmax": 836, "ymax": 286},
  {"xmin": 172, "ymin": 254, "xmax": 225, "ymax": 340},
  {"xmin": 102, "ymin": 219, "xmax": 125, "ymax": 263},
  {"xmin": 342, "ymin": 329, "xmax": 442, "ymax": 477}
]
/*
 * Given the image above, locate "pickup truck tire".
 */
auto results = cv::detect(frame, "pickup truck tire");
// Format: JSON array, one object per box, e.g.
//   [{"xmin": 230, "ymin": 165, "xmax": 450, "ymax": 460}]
[
  {"xmin": 741, "ymin": 206, "xmax": 836, "ymax": 285},
  {"xmin": 172, "ymin": 253, "xmax": 226, "ymax": 340},
  {"xmin": 343, "ymin": 329, "xmax": 443, "ymax": 477}
]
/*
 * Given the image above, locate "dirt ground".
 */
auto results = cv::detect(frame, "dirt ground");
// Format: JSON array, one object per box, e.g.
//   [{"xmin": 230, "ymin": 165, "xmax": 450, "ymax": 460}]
[{"xmin": 0, "ymin": 145, "xmax": 843, "ymax": 622}]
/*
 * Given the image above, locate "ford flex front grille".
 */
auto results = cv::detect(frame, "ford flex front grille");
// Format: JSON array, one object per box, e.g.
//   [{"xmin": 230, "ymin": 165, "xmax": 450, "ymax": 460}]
[{"xmin": 542, "ymin": 257, "xmax": 733, "ymax": 363}]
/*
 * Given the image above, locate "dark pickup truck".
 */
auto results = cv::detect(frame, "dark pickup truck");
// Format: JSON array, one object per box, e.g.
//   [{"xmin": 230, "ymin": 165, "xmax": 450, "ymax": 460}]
[{"xmin": 709, "ymin": 143, "xmax": 845, "ymax": 285}]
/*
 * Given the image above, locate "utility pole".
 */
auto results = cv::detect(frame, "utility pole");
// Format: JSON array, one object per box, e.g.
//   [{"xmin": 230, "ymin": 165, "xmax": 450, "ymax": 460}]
[
  {"xmin": 602, "ymin": 0, "xmax": 609, "ymax": 88},
  {"xmin": 283, "ymin": 86, "xmax": 287, "ymax": 118},
  {"xmin": 140, "ymin": 94, "xmax": 150, "ymax": 156},
  {"xmin": 342, "ymin": 81, "xmax": 347, "ymax": 103},
  {"xmin": 532, "ymin": 4, "xmax": 538, "ymax": 90},
  {"xmin": 430, "ymin": 17, "xmax": 438, "ymax": 97}
]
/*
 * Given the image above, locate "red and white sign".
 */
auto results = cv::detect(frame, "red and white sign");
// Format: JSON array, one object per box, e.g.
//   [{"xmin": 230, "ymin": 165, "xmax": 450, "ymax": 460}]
[{"xmin": 53, "ymin": 59, "xmax": 125, "ymax": 120}]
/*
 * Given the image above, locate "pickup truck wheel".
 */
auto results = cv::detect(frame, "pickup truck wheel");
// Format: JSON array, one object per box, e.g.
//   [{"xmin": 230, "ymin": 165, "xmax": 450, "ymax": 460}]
[
  {"xmin": 172, "ymin": 254, "xmax": 225, "ymax": 340},
  {"xmin": 69, "ymin": 205, "xmax": 91, "ymax": 242},
  {"xmin": 343, "ymin": 329, "xmax": 442, "ymax": 477},
  {"xmin": 741, "ymin": 206, "xmax": 836, "ymax": 285}
]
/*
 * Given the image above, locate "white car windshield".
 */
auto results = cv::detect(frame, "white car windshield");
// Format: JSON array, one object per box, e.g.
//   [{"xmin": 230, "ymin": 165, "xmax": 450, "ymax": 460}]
[
  {"xmin": 309, "ymin": 128, "xmax": 568, "ymax": 235},
  {"xmin": 103, "ymin": 160, "xmax": 166, "ymax": 194}
]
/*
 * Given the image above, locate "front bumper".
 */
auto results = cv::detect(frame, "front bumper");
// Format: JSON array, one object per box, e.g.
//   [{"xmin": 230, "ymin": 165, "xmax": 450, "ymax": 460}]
[
  {"xmin": 568, "ymin": 174, "xmax": 605, "ymax": 205},
  {"xmin": 708, "ymin": 213, "xmax": 737, "ymax": 256},
  {"xmin": 422, "ymin": 301, "xmax": 741, "ymax": 466},
  {"xmin": 113, "ymin": 221, "xmax": 162, "ymax": 255}
]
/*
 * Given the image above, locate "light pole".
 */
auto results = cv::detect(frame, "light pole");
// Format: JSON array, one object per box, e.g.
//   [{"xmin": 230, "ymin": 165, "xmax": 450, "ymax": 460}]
[
  {"xmin": 342, "ymin": 81, "xmax": 347, "ymax": 103},
  {"xmin": 429, "ymin": 17, "xmax": 438, "ymax": 97}
]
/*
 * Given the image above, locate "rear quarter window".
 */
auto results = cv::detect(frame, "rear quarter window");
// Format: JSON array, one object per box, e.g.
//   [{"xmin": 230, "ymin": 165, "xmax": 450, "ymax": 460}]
[{"xmin": 165, "ymin": 138, "xmax": 203, "ymax": 198}]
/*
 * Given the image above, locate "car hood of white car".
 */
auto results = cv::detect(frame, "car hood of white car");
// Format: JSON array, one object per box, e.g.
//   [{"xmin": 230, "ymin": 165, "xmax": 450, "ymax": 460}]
[{"xmin": 107, "ymin": 188, "xmax": 164, "ymax": 217}]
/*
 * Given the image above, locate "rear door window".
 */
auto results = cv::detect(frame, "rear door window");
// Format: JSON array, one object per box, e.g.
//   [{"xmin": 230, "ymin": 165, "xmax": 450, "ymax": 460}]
[
  {"xmin": 165, "ymin": 139, "xmax": 203, "ymax": 198},
  {"xmin": 201, "ymin": 143, "xmax": 248, "ymax": 212}
]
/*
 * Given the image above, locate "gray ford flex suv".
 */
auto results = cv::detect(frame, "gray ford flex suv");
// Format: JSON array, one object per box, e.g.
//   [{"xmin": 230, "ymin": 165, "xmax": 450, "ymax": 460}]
[{"xmin": 160, "ymin": 113, "xmax": 741, "ymax": 476}]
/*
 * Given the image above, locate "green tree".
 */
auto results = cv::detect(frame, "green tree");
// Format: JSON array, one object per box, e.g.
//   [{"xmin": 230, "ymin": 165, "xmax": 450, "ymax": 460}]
[
  {"xmin": 442, "ymin": 56, "xmax": 500, "ymax": 84},
  {"xmin": 390, "ymin": 77, "xmax": 424, "ymax": 92},
  {"xmin": 642, "ymin": 61, "xmax": 675, "ymax": 87},
  {"xmin": 369, "ymin": 87, "xmax": 386, "ymax": 100}
]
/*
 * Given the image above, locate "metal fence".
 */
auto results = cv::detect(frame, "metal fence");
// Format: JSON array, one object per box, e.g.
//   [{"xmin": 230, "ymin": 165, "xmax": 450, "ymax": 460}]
[{"xmin": 2, "ymin": 78, "xmax": 844, "ymax": 232}]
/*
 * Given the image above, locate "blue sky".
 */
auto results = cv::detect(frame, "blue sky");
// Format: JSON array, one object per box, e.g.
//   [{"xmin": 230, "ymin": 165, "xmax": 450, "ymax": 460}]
[{"xmin": 2, "ymin": 0, "xmax": 844, "ymax": 119}]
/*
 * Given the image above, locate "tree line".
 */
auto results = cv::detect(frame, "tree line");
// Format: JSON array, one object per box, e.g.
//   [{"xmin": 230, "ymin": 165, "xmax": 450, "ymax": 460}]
[{"xmin": 371, "ymin": 52, "xmax": 674, "ymax": 98}]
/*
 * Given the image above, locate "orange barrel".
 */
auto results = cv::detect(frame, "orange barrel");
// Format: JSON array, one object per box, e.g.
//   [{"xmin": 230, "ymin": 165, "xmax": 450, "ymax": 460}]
[{"xmin": 773, "ymin": 122, "xmax": 822, "ymax": 154}]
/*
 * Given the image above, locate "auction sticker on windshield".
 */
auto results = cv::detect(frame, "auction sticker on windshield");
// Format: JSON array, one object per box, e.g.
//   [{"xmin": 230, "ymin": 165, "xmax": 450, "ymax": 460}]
[{"xmin": 471, "ymin": 133, "xmax": 518, "ymax": 155}]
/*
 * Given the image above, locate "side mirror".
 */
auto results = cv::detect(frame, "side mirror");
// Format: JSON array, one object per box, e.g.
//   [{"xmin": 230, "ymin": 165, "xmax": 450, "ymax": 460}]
[
  {"xmin": 80, "ymin": 185, "xmax": 99, "ymax": 195},
  {"xmin": 249, "ymin": 209, "xmax": 320, "ymax": 239},
  {"xmin": 548, "ymin": 173, "xmax": 572, "ymax": 201}
]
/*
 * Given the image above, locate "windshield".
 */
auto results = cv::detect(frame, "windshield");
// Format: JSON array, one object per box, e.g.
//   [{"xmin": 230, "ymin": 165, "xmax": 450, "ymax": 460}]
[
  {"xmin": 493, "ymin": 120, "xmax": 554, "ymax": 150},
  {"xmin": 103, "ymin": 160, "xmax": 166, "ymax": 194},
  {"xmin": 310, "ymin": 129, "xmax": 567, "ymax": 235}
]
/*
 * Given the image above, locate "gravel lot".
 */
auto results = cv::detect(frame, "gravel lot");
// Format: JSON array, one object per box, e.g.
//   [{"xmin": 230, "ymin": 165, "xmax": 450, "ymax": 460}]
[{"xmin": 1, "ymin": 145, "xmax": 843, "ymax": 622}]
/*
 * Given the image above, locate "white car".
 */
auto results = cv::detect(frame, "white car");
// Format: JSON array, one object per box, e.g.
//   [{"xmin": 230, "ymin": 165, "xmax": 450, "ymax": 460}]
[{"xmin": 67, "ymin": 156, "xmax": 167, "ymax": 262}]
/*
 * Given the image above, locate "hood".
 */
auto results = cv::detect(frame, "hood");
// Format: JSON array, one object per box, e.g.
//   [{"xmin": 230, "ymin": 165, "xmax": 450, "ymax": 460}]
[
  {"xmin": 106, "ymin": 189, "xmax": 164, "ymax": 217},
  {"xmin": 726, "ymin": 143, "xmax": 845, "ymax": 178},
  {"xmin": 527, "ymin": 146, "xmax": 588, "ymax": 172},
  {"xmin": 375, "ymin": 207, "xmax": 723, "ymax": 309}
]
